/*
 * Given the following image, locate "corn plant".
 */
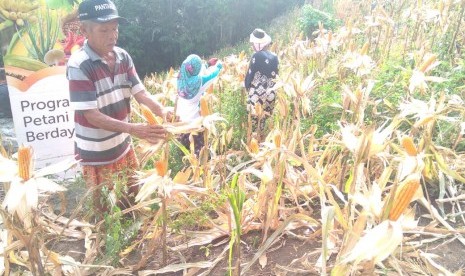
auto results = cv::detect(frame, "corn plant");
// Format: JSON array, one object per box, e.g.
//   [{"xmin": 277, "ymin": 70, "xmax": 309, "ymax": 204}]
[
  {"xmin": 0, "ymin": 145, "xmax": 77, "ymax": 274},
  {"xmin": 227, "ymin": 174, "xmax": 245, "ymax": 276}
]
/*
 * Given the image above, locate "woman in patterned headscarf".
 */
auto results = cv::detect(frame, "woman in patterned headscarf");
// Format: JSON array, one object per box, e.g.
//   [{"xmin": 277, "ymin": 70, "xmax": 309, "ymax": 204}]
[
  {"xmin": 244, "ymin": 28, "xmax": 279, "ymax": 137},
  {"xmin": 177, "ymin": 54, "xmax": 222, "ymax": 155}
]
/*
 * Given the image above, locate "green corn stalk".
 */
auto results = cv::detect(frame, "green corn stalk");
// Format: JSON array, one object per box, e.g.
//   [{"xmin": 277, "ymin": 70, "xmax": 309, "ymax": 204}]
[{"xmin": 227, "ymin": 174, "xmax": 245, "ymax": 276}]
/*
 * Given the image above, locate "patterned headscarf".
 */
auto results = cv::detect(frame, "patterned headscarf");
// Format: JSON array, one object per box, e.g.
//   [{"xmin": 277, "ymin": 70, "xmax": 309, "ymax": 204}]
[{"xmin": 177, "ymin": 54, "xmax": 202, "ymax": 99}]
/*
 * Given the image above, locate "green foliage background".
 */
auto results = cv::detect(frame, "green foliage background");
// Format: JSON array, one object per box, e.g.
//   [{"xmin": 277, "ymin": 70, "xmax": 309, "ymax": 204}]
[{"xmin": 113, "ymin": 0, "xmax": 306, "ymax": 77}]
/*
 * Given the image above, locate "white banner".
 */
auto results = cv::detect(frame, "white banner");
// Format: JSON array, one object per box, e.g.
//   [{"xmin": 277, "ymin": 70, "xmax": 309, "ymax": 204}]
[{"xmin": 7, "ymin": 66, "xmax": 75, "ymax": 168}]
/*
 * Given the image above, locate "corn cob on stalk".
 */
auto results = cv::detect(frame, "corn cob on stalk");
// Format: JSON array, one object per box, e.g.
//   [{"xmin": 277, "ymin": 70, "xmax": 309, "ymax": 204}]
[
  {"xmin": 360, "ymin": 41, "xmax": 369, "ymax": 55},
  {"xmin": 155, "ymin": 160, "xmax": 168, "ymax": 177},
  {"xmin": 249, "ymin": 137, "xmax": 259, "ymax": 154},
  {"xmin": 388, "ymin": 175, "xmax": 421, "ymax": 221},
  {"xmin": 274, "ymin": 131, "xmax": 282, "ymax": 148},
  {"xmin": 418, "ymin": 54, "xmax": 437, "ymax": 73},
  {"xmin": 200, "ymin": 96, "xmax": 210, "ymax": 116},
  {"xmin": 401, "ymin": 136, "xmax": 417, "ymax": 156},
  {"xmin": 140, "ymin": 104, "xmax": 162, "ymax": 125},
  {"xmin": 17, "ymin": 145, "xmax": 33, "ymax": 181}
]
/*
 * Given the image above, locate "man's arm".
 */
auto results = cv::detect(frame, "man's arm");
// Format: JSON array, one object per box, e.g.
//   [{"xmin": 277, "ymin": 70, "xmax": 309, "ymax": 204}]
[
  {"xmin": 134, "ymin": 90, "xmax": 165, "ymax": 117},
  {"xmin": 82, "ymin": 109, "xmax": 167, "ymax": 144}
]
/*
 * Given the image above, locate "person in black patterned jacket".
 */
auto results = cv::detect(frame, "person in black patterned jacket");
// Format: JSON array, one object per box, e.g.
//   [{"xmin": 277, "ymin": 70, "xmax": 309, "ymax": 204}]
[{"xmin": 244, "ymin": 28, "xmax": 279, "ymax": 137}]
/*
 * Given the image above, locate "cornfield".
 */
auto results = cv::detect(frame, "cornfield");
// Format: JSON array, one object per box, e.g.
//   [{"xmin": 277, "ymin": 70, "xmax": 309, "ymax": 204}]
[{"xmin": 1, "ymin": 0, "xmax": 465, "ymax": 275}]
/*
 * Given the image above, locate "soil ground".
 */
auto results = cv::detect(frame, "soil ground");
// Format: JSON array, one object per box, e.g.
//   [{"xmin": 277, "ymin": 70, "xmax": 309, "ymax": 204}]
[{"xmin": 47, "ymin": 178, "xmax": 465, "ymax": 276}]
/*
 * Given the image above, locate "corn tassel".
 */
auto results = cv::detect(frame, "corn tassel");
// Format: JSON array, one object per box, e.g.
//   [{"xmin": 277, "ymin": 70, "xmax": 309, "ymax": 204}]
[
  {"xmin": 401, "ymin": 136, "xmax": 417, "ymax": 156},
  {"xmin": 18, "ymin": 145, "xmax": 33, "ymax": 181},
  {"xmin": 388, "ymin": 175, "xmax": 420, "ymax": 221},
  {"xmin": 200, "ymin": 96, "xmax": 210, "ymax": 116},
  {"xmin": 140, "ymin": 104, "xmax": 162, "ymax": 125},
  {"xmin": 419, "ymin": 54, "xmax": 437, "ymax": 73}
]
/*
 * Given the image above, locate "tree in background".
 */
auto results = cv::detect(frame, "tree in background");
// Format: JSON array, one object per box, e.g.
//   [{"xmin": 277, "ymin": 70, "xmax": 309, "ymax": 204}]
[{"xmin": 114, "ymin": 0, "xmax": 305, "ymax": 77}]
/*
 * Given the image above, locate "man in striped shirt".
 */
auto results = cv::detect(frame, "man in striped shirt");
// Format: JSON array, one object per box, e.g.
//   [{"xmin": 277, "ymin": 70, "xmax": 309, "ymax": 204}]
[{"xmin": 67, "ymin": 0, "xmax": 173, "ymax": 213}]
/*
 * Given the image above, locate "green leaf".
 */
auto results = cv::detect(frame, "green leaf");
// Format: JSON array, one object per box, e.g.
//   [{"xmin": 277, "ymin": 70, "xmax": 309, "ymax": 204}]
[{"xmin": 46, "ymin": 0, "xmax": 73, "ymax": 10}]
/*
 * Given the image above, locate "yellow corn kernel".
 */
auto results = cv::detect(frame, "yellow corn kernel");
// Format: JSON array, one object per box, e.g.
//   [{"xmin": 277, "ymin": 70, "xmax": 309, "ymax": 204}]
[
  {"xmin": 388, "ymin": 175, "xmax": 420, "ymax": 221},
  {"xmin": 18, "ymin": 145, "xmax": 33, "ymax": 181},
  {"xmin": 401, "ymin": 136, "xmax": 417, "ymax": 156},
  {"xmin": 419, "ymin": 54, "xmax": 437, "ymax": 73},
  {"xmin": 140, "ymin": 104, "xmax": 162, "ymax": 125},
  {"xmin": 200, "ymin": 96, "xmax": 210, "ymax": 116}
]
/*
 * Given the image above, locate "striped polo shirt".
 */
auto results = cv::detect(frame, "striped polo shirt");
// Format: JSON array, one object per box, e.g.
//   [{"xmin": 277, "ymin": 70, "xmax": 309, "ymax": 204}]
[{"xmin": 67, "ymin": 41, "xmax": 145, "ymax": 165}]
